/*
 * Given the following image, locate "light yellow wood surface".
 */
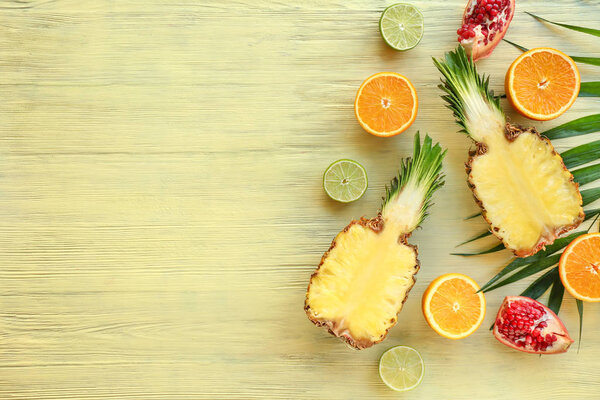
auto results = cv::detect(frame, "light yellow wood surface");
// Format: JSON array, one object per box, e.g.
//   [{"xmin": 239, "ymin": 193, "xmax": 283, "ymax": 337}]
[{"xmin": 1, "ymin": 1, "xmax": 599, "ymax": 398}]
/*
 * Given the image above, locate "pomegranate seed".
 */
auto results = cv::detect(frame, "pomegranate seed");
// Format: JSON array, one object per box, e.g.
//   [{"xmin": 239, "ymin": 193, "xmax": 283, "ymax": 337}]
[
  {"xmin": 525, "ymin": 335, "xmax": 532, "ymax": 344},
  {"xmin": 477, "ymin": 13, "xmax": 484, "ymax": 21},
  {"xmin": 552, "ymin": 335, "xmax": 557, "ymax": 342},
  {"xmin": 539, "ymin": 321, "xmax": 547, "ymax": 328},
  {"xmin": 490, "ymin": 9, "xmax": 498, "ymax": 17},
  {"xmin": 485, "ymin": 4, "xmax": 493, "ymax": 11}
]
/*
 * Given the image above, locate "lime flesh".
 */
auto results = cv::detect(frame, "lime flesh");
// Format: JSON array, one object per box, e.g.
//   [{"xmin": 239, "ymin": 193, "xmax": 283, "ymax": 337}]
[
  {"xmin": 379, "ymin": 346, "xmax": 424, "ymax": 392},
  {"xmin": 380, "ymin": 3, "xmax": 424, "ymax": 51},
  {"xmin": 323, "ymin": 159, "xmax": 367, "ymax": 203}
]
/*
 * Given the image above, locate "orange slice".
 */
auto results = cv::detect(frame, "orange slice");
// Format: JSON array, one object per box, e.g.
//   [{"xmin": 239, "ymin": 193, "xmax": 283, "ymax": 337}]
[
  {"xmin": 354, "ymin": 72, "xmax": 418, "ymax": 137},
  {"xmin": 559, "ymin": 232, "xmax": 600, "ymax": 302},
  {"xmin": 505, "ymin": 47, "xmax": 580, "ymax": 121},
  {"xmin": 422, "ymin": 273, "xmax": 486, "ymax": 339}
]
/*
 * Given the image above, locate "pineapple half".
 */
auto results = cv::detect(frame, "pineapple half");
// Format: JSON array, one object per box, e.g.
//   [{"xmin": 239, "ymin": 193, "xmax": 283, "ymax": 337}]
[
  {"xmin": 434, "ymin": 47, "xmax": 584, "ymax": 258},
  {"xmin": 305, "ymin": 133, "xmax": 445, "ymax": 349}
]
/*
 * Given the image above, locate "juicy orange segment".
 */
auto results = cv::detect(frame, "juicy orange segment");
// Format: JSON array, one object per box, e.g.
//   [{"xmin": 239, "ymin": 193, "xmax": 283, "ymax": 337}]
[
  {"xmin": 559, "ymin": 233, "xmax": 600, "ymax": 302},
  {"xmin": 422, "ymin": 273, "xmax": 486, "ymax": 339},
  {"xmin": 354, "ymin": 72, "xmax": 418, "ymax": 137},
  {"xmin": 505, "ymin": 47, "xmax": 580, "ymax": 121}
]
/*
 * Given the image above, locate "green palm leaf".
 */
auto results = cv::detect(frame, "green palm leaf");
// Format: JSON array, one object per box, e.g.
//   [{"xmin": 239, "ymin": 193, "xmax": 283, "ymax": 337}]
[
  {"xmin": 521, "ymin": 268, "xmax": 558, "ymax": 300},
  {"xmin": 503, "ymin": 39, "xmax": 600, "ymax": 66},
  {"xmin": 572, "ymin": 163, "xmax": 600, "ymax": 186},
  {"xmin": 483, "ymin": 254, "xmax": 561, "ymax": 293},
  {"xmin": 580, "ymin": 82, "xmax": 600, "ymax": 97},
  {"xmin": 525, "ymin": 12, "xmax": 600, "ymax": 37},
  {"xmin": 548, "ymin": 276, "xmax": 566, "ymax": 315},
  {"xmin": 543, "ymin": 114, "xmax": 600, "ymax": 140},
  {"xmin": 562, "ymin": 140, "xmax": 600, "ymax": 169}
]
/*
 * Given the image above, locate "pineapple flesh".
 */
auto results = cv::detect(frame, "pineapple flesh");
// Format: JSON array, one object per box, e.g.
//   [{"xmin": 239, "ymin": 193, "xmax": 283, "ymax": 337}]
[
  {"xmin": 305, "ymin": 134, "xmax": 445, "ymax": 349},
  {"xmin": 434, "ymin": 48, "xmax": 583, "ymax": 257}
]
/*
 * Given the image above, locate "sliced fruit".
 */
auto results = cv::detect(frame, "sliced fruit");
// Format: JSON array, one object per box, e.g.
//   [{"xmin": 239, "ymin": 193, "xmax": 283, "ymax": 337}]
[
  {"xmin": 458, "ymin": 0, "xmax": 515, "ymax": 61},
  {"xmin": 493, "ymin": 296, "xmax": 573, "ymax": 354},
  {"xmin": 559, "ymin": 232, "xmax": 600, "ymax": 302},
  {"xmin": 379, "ymin": 346, "xmax": 424, "ymax": 392},
  {"xmin": 506, "ymin": 48, "xmax": 581, "ymax": 121},
  {"xmin": 379, "ymin": 3, "xmax": 424, "ymax": 51},
  {"xmin": 354, "ymin": 72, "xmax": 418, "ymax": 137},
  {"xmin": 422, "ymin": 273, "xmax": 486, "ymax": 339},
  {"xmin": 434, "ymin": 47, "xmax": 583, "ymax": 258},
  {"xmin": 323, "ymin": 159, "xmax": 368, "ymax": 203},
  {"xmin": 305, "ymin": 133, "xmax": 445, "ymax": 349}
]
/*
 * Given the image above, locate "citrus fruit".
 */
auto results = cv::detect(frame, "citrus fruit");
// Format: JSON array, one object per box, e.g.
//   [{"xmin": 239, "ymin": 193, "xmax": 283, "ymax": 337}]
[
  {"xmin": 354, "ymin": 72, "xmax": 418, "ymax": 137},
  {"xmin": 422, "ymin": 273, "xmax": 486, "ymax": 339},
  {"xmin": 322, "ymin": 159, "xmax": 367, "ymax": 203},
  {"xmin": 379, "ymin": 4, "xmax": 424, "ymax": 51},
  {"xmin": 379, "ymin": 346, "xmax": 424, "ymax": 392},
  {"xmin": 559, "ymin": 232, "xmax": 600, "ymax": 302},
  {"xmin": 505, "ymin": 47, "xmax": 580, "ymax": 121}
]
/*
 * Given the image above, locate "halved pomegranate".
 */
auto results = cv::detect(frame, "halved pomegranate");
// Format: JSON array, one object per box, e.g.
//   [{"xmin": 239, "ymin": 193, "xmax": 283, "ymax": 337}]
[
  {"xmin": 457, "ymin": 0, "xmax": 515, "ymax": 61},
  {"xmin": 493, "ymin": 296, "xmax": 574, "ymax": 354}
]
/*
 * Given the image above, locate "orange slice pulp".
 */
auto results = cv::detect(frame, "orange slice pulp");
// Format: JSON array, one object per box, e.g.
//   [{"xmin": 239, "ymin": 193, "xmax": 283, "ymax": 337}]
[
  {"xmin": 354, "ymin": 72, "xmax": 418, "ymax": 137},
  {"xmin": 505, "ymin": 47, "xmax": 580, "ymax": 121},
  {"xmin": 559, "ymin": 232, "xmax": 600, "ymax": 302},
  {"xmin": 422, "ymin": 273, "xmax": 486, "ymax": 339}
]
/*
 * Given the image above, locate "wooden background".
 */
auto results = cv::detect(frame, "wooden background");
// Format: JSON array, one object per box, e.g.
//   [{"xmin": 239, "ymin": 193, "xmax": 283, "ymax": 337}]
[{"xmin": 1, "ymin": 0, "xmax": 599, "ymax": 398}]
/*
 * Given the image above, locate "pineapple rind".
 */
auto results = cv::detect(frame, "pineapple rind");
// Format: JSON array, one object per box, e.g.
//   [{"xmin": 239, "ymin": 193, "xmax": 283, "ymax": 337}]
[
  {"xmin": 305, "ymin": 217, "xmax": 419, "ymax": 349},
  {"xmin": 305, "ymin": 133, "xmax": 445, "ymax": 349},
  {"xmin": 435, "ymin": 47, "xmax": 584, "ymax": 257}
]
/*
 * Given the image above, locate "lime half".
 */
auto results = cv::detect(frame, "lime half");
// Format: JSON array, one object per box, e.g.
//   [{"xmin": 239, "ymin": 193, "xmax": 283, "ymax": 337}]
[
  {"xmin": 323, "ymin": 159, "xmax": 367, "ymax": 203},
  {"xmin": 379, "ymin": 3, "xmax": 424, "ymax": 51},
  {"xmin": 379, "ymin": 346, "xmax": 424, "ymax": 392}
]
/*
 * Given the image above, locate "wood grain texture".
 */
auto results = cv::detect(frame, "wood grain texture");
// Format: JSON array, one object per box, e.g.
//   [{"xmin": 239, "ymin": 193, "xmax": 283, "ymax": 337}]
[{"xmin": 0, "ymin": 0, "xmax": 599, "ymax": 398}]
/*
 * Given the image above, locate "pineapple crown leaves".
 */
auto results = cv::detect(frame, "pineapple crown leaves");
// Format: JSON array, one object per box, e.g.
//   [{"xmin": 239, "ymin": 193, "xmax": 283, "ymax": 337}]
[
  {"xmin": 433, "ymin": 46, "xmax": 503, "ymax": 136},
  {"xmin": 382, "ymin": 132, "xmax": 446, "ymax": 233}
]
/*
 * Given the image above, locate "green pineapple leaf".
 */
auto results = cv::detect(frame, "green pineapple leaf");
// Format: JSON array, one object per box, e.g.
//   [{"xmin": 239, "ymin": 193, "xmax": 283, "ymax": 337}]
[{"xmin": 382, "ymin": 132, "xmax": 446, "ymax": 233}]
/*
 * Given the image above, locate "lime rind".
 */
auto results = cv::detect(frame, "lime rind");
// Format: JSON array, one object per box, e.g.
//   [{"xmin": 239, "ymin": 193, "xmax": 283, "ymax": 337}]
[
  {"xmin": 323, "ymin": 159, "xmax": 368, "ymax": 203},
  {"xmin": 379, "ymin": 3, "xmax": 424, "ymax": 51},
  {"xmin": 379, "ymin": 346, "xmax": 424, "ymax": 392}
]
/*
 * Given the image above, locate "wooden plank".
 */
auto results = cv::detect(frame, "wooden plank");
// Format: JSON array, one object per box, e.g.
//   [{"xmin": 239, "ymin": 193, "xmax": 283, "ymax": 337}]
[{"xmin": 0, "ymin": 0, "xmax": 599, "ymax": 398}]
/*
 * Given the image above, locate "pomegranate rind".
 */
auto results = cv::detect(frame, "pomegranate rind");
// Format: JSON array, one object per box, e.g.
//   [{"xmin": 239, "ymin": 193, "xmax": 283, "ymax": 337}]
[
  {"xmin": 493, "ymin": 296, "xmax": 574, "ymax": 354},
  {"xmin": 458, "ymin": 0, "xmax": 515, "ymax": 61}
]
